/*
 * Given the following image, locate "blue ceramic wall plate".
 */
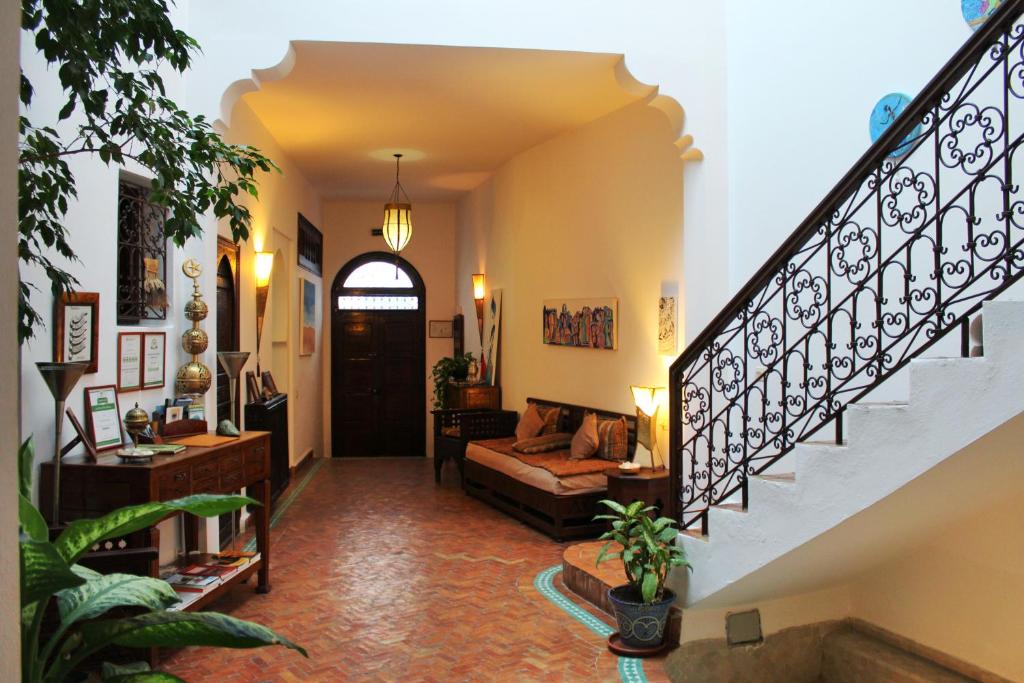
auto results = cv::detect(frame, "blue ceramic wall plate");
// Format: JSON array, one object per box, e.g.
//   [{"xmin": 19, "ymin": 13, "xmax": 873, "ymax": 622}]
[
  {"xmin": 870, "ymin": 92, "xmax": 921, "ymax": 158},
  {"xmin": 962, "ymin": 0, "xmax": 1004, "ymax": 31}
]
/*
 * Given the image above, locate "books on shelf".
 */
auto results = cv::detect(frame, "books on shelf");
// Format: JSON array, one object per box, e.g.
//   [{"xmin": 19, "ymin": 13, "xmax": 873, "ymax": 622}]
[{"xmin": 163, "ymin": 551, "xmax": 262, "ymax": 611}]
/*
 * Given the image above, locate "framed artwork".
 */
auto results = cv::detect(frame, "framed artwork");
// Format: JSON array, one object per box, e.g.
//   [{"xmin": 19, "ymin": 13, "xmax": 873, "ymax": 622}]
[
  {"xmin": 142, "ymin": 332, "xmax": 165, "ymax": 388},
  {"xmin": 55, "ymin": 292, "xmax": 99, "ymax": 373},
  {"xmin": 116, "ymin": 332, "xmax": 143, "ymax": 392},
  {"xmin": 658, "ymin": 296, "xmax": 677, "ymax": 355},
  {"xmin": 83, "ymin": 385, "xmax": 123, "ymax": 452},
  {"xmin": 542, "ymin": 298, "xmax": 618, "ymax": 350},
  {"xmin": 300, "ymin": 277, "xmax": 317, "ymax": 356},
  {"xmin": 429, "ymin": 320, "xmax": 454, "ymax": 338},
  {"xmin": 482, "ymin": 289, "xmax": 503, "ymax": 386}
]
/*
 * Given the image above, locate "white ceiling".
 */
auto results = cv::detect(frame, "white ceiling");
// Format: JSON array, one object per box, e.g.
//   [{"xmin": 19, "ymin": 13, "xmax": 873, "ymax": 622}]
[{"xmin": 240, "ymin": 42, "xmax": 653, "ymax": 201}]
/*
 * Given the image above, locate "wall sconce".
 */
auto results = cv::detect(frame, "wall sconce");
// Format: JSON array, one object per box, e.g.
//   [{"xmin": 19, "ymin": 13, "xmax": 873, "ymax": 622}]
[
  {"xmin": 472, "ymin": 273, "xmax": 486, "ymax": 345},
  {"xmin": 254, "ymin": 251, "xmax": 275, "ymax": 375},
  {"xmin": 630, "ymin": 384, "xmax": 667, "ymax": 469}
]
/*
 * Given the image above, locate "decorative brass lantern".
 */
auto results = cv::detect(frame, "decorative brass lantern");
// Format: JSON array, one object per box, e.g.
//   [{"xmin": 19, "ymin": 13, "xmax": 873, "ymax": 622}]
[
  {"xmin": 382, "ymin": 153, "xmax": 413, "ymax": 254},
  {"xmin": 175, "ymin": 258, "xmax": 212, "ymax": 398}
]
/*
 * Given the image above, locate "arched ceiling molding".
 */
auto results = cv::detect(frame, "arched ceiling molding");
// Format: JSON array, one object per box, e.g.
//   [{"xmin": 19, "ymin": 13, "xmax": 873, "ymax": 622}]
[
  {"xmin": 614, "ymin": 56, "xmax": 703, "ymax": 162},
  {"xmin": 215, "ymin": 41, "xmax": 703, "ymax": 163},
  {"xmin": 216, "ymin": 42, "xmax": 296, "ymax": 129}
]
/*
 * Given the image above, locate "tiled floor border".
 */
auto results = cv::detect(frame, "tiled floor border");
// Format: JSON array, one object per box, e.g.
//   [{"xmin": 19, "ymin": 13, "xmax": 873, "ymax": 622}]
[{"xmin": 533, "ymin": 565, "xmax": 647, "ymax": 683}]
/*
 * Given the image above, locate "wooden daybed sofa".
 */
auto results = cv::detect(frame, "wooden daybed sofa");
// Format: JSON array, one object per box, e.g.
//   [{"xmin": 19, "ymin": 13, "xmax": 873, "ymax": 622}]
[{"xmin": 459, "ymin": 397, "xmax": 637, "ymax": 541}]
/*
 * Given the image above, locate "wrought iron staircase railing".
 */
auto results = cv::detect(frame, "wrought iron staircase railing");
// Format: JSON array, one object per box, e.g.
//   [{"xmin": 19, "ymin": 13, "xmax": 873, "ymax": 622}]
[{"xmin": 670, "ymin": 0, "xmax": 1024, "ymax": 534}]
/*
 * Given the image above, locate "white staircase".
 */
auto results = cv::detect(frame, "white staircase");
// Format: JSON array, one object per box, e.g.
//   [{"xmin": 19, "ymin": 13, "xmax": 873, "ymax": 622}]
[{"xmin": 680, "ymin": 299, "xmax": 1024, "ymax": 607}]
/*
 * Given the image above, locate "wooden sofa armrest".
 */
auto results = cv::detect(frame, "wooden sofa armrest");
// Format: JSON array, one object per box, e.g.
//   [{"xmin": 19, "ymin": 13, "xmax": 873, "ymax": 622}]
[
  {"xmin": 459, "ymin": 409, "xmax": 518, "ymax": 441},
  {"xmin": 432, "ymin": 408, "xmax": 490, "ymax": 436}
]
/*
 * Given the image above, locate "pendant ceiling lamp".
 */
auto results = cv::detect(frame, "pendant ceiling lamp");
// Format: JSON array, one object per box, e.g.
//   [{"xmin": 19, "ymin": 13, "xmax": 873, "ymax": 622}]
[{"xmin": 382, "ymin": 153, "xmax": 413, "ymax": 254}]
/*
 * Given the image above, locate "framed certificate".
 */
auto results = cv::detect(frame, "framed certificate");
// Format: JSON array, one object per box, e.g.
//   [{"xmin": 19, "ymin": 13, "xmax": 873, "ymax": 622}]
[
  {"xmin": 117, "ymin": 332, "xmax": 142, "ymax": 392},
  {"xmin": 142, "ymin": 332, "xmax": 165, "ymax": 389},
  {"xmin": 84, "ymin": 385, "xmax": 123, "ymax": 452}
]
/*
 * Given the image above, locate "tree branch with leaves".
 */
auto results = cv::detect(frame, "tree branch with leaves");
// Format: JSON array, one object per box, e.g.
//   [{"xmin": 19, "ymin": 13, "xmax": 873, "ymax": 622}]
[{"xmin": 18, "ymin": 0, "xmax": 278, "ymax": 343}]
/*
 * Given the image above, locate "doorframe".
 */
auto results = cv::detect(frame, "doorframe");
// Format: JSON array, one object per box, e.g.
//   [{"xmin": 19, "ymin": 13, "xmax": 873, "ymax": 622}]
[
  {"xmin": 216, "ymin": 236, "xmax": 241, "ymax": 422},
  {"xmin": 330, "ymin": 251, "xmax": 427, "ymax": 457}
]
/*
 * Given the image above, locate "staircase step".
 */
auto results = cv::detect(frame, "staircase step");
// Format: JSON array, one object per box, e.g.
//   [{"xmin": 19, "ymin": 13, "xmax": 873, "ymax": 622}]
[
  {"xmin": 713, "ymin": 502, "xmax": 746, "ymax": 513},
  {"xmin": 754, "ymin": 472, "xmax": 795, "ymax": 483},
  {"xmin": 680, "ymin": 528, "xmax": 708, "ymax": 542}
]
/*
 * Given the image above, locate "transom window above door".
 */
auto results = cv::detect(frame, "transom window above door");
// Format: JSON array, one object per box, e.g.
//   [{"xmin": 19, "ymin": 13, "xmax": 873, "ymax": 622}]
[{"xmin": 342, "ymin": 260, "xmax": 414, "ymax": 288}]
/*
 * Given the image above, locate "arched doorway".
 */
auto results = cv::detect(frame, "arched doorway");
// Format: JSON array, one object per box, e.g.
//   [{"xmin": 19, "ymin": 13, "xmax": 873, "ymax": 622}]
[
  {"xmin": 331, "ymin": 252, "xmax": 426, "ymax": 457},
  {"xmin": 215, "ymin": 237, "xmax": 240, "ymax": 548}
]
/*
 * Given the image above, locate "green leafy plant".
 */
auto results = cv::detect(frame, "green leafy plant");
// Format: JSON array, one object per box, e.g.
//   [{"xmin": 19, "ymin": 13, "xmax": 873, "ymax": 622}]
[
  {"xmin": 594, "ymin": 499, "xmax": 691, "ymax": 604},
  {"xmin": 17, "ymin": 438, "xmax": 306, "ymax": 682},
  {"xmin": 430, "ymin": 353, "xmax": 475, "ymax": 409},
  {"xmin": 18, "ymin": 0, "xmax": 279, "ymax": 343}
]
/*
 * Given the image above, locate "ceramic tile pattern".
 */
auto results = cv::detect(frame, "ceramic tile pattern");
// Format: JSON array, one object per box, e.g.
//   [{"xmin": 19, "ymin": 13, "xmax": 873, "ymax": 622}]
[{"xmin": 162, "ymin": 458, "xmax": 672, "ymax": 682}]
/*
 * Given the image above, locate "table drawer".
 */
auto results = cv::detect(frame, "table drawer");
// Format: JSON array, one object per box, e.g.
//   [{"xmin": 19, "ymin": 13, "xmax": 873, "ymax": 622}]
[
  {"xmin": 220, "ymin": 468, "xmax": 244, "ymax": 492},
  {"xmin": 192, "ymin": 460, "xmax": 218, "ymax": 481},
  {"xmin": 219, "ymin": 450, "xmax": 243, "ymax": 475},
  {"xmin": 192, "ymin": 476, "xmax": 218, "ymax": 494},
  {"xmin": 158, "ymin": 467, "xmax": 191, "ymax": 500},
  {"xmin": 244, "ymin": 442, "xmax": 268, "ymax": 480}
]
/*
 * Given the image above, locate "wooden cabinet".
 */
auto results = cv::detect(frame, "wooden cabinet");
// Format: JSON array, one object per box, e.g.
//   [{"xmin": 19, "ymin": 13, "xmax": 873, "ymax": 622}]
[
  {"xmin": 245, "ymin": 394, "xmax": 289, "ymax": 503},
  {"xmin": 445, "ymin": 383, "xmax": 501, "ymax": 410},
  {"xmin": 606, "ymin": 468, "xmax": 671, "ymax": 517},
  {"xmin": 39, "ymin": 431, "xmax": 273, "ymax": 595}
]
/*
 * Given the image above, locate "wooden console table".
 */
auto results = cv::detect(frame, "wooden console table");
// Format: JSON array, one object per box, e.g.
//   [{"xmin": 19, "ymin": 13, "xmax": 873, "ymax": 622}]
[{"xmin": 39, "ymin": 431, "xmax": 272, "ymax": 596}]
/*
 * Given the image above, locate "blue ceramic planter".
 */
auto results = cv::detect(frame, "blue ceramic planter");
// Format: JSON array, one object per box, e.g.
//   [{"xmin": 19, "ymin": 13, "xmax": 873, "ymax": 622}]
[{"xmin": 608, "ymin": 585, "xmax": 676, "ymax": 648}]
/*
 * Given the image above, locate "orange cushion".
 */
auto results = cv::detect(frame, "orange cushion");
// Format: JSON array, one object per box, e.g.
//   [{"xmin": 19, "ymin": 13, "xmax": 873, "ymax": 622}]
[
  {"xmin": 570, "ymin": 412, "xmax": 599, "ymax": 460},
  {"xmin": 595, "ymin": 416, "xmax": 628, "ymax": 461},
  {"xmin": 515, "ymin": 403, "xmax": 546, "ymax": 441},
  {"xmin": 539, "ymin": 405, "xmax": 561, "ymax": 435}
]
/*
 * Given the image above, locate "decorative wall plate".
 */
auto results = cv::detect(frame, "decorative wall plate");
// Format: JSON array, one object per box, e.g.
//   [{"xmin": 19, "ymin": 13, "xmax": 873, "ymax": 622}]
[
  {"xmin": 869, "ymin": 92, "xmax": 921, "ymax": 158},
  {"xmin": 962, "ymin": 0, "xmax": 1004, "ymax": 31}
]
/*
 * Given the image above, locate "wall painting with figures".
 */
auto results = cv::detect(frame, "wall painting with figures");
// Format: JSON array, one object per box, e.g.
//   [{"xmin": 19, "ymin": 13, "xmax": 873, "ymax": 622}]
[{"xmin": 542, "ymin": 298, "xmax": 617, "ymax": 350}]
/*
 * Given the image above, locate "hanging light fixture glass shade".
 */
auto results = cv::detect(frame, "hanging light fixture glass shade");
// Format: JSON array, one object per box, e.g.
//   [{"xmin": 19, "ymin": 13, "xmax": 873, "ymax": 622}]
[{"xmin": 382, "ymin": 153, "xmax": 413, "ymax": 254}]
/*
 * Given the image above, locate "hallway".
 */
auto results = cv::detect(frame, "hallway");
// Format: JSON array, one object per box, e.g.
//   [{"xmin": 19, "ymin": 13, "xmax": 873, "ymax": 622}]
[{"xmin": 163, "ymin": 458, "xmax": 671, "ymax": 682}]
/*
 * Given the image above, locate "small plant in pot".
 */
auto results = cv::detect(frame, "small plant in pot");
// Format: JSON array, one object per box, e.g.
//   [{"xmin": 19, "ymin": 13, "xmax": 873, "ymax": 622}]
[
  {"xmin": 595, "ymin": 499, "xmax": 691, "ymax": 650},
  {"xmin": 430, "ymin": 352, "xmax": 475, "ymax": 409}
]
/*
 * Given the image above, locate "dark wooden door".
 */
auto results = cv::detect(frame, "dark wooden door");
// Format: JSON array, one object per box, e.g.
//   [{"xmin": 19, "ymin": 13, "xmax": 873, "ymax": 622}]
[
  {"xmin": 215, "ymin": 241, "xmax": 240, "ymax": 548},
  {"xmin": 332, "ymin": 309, "xmax": 424, "ymax": 457}
]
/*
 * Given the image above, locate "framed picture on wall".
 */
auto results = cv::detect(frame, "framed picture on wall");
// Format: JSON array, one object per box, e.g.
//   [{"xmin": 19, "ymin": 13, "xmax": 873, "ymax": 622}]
[
  {"xmin": 429, "ymin": 320, "xmax": 454, "ymax": 338},
  {"xmin": 55, "ymin": 292, "xmax": 100, "ymax": 373},
  {"xmin": 300, "ymin": 277, "xmax": 317, "ymax": 356},
  {"xmin": 116, "ymin": 332, "xmax": 143, "ymax": 392},
  {"xmin": 83, "ymin": 385, "xmax": 123, "ymax": 452},
  {"xmin": 142, "ymin": 332, "xmax": 165, "ymax": 389}
]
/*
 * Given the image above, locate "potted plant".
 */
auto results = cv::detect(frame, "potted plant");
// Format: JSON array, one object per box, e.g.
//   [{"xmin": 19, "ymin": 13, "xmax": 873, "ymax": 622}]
[
  {"xmin": 594, "ymin": 499, "xmax": 691, "ymax": 649},
  {"xmin": 16, "ymin": 438, "xmax": 306, "ymax": 681},
  {"xmin": 430, "ymin": 352, "xmax": 475, "ymax": 409}
]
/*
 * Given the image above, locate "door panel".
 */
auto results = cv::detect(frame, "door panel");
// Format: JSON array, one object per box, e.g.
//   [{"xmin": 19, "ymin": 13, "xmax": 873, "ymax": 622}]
[{"xmin": 332, "ymin": 307, "xmax": 424, "ymax": 457}]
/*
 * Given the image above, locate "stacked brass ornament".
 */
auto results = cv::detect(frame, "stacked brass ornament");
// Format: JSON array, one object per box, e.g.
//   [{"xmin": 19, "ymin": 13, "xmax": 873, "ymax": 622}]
[{"xmin": 175, "ymin": 258, "xmax": 212, "ymax": 398}]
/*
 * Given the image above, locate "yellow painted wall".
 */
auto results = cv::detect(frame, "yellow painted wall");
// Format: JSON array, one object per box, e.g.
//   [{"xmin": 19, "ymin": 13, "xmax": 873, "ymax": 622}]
[
  {"xmin": 220, "ymin": 99, "xmax": 324, "ymax": 468},
  {"xmin": 454, "ymin": 101, "xmax": 684, "ymax": 463},
  {"xmin": 320, "ymin": 200, "xmax": 457, "ymax": 458},
  {"xmin": 850, "ymin": 488, "xmax": 1024, "ymax": 681}
]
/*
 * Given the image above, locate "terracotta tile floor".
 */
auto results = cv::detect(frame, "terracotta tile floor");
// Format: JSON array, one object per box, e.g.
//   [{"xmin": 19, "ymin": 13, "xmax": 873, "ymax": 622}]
[{"xmin": 162, "ymin": 458, "xmax": 672, "ymax": 682}]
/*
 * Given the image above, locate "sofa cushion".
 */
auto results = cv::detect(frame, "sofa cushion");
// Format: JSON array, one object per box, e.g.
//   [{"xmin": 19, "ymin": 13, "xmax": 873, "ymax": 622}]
[
  {"xmin": 515, "ymin": 403, "xmax": 546, "ymax": 441},
  {"xmin": 570, "ymin": 412, "xmax": 599, "ymax": 460},
  {"xmin": 595, "ymin": 416, "xmax": 628, "ymax": 461},
  {"xmin": 513, "ymin": 432, "xmax": 573, "ymax": 454},
  {"xmin": 539, "ymin": 405, "xmax": 561, "ymax": 435}
]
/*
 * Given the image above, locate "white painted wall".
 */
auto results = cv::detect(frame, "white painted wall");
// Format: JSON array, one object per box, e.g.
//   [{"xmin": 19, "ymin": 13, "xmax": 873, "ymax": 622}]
[
  {"xmin": 725, "ymin": 1, "xmax": 973, "ymax": 289},
  {"xmin": 320, "ymin": 200, "xmax": 457, "ymax": 458},
  {"xmin": 1, "ymin": 0, "xmax": 21, "ymax": 673},
  {"xmin": 454, "ymin": 101, "xmax": 684, "ymax": 460}
]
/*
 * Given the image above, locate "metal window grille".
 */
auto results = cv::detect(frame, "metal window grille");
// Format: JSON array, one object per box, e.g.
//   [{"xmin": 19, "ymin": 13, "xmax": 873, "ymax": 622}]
[{"xmin": 117, "ymin": 180, "xmax": 168, "ymax": 324}]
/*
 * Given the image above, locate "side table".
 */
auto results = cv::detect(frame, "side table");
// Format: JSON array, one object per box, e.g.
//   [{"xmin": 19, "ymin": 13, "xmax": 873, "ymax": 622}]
[{"xmin": 605, "ymin": 468, "xmax": 672, "ymax": 517}]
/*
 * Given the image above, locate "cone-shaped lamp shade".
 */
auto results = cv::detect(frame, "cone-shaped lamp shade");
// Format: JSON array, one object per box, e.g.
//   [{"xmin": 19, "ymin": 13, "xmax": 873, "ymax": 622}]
[
  {"xmin": 383, "ymin": 203, "xmax": 413, "ymax": 253},
  {"xmin": 254, "ymin": 251, "xmax": 274, "ymax": 288},
  {"xmin": 36, "ymin": 362, "xmax": 89, "ymax": 402},
  {"xmin": 217, "ymin": 351, "xmax": 250, "ymax": 379},
  {"xmin": 472, "ymin": 274, "xmax": 486, "ymax": 301},
  {"xmin": 630, "ymin": 385, "xmax": 666, "ymax": 417}
]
